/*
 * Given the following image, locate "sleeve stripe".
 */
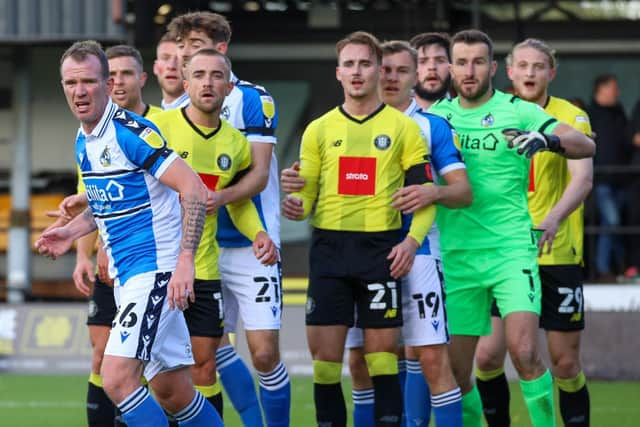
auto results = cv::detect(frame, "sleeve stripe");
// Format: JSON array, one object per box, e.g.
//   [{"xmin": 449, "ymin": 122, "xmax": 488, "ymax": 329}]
[{"xmin": 538, "ymin": 118, "xmax": 557, "ymax": 133}]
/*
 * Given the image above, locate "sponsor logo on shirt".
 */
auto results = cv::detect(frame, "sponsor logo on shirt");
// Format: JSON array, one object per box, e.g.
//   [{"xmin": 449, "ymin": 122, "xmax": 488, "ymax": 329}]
[
  {"xmin": 338, "ymin": 156, "xmax": 376, "ymax": 196},
  {"xmin": 86, "ymin": 180, "xmax": 124, "ymax": 202}
]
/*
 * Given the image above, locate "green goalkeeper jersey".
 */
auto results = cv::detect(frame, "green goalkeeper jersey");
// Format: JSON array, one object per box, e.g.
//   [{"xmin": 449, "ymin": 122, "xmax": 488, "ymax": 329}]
[{"xmin": 429, "ymin": 90, "xmax": 559, "ymax": 251}]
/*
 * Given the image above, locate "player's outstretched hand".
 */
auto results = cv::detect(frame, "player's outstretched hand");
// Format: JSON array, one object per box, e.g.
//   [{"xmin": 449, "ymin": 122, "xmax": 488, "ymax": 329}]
[
  {"xmin": 46, "ymin": 193, "xmax": 88, "ymax": 221},
  {"xmin": 34, "ymin": 227, "xmax": 74, "ymax": 260},
  {"xmin": 73, "ymin": 257, "xmax": 95, "ymax": 296},
  {"xmin": 502, "ymin": 128, "xmax": 564, "ymax": 158},
  {"xmin": 392, "ymin": 184, "xmax": 439, "ymax": 214},
  {"xmin": 253, "ymin": 231, "xmax": 278, "ymax": 266},
  {"xmin": 96, "ymin": 242, "xmax": 114, "ymax": 286},
  {"xmin": 282, "ymin": 195, "xmax": 304, "ymax": 220},
  {"xmin": 387, "ymin": 236, "xmax": 419, "ymax": 279},
  {"xmin": 280, "ymin": 161, "xmax": 305, "ymax": 194},
  {"xmin": 167, "ymin": 255, "xmax": 196, "ymax": 311}
]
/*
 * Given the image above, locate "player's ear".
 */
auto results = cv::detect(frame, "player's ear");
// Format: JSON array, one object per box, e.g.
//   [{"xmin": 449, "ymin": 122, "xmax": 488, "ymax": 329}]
[
  {"xmin": 549, "ymin": 67, "xmax": 557, "ymax": 82},
  {"xmin": 226, "ymin": 80, "xmax": 233, "ymax": 95},
  {"xmin": 182, "ymin": 78, "xmax": 189, "ymax": 92},
  {"xmin": 139, "ymin": 71, "xmax": 148, "ymax": 88},
  {"xmin": 106, "ymin": 76, "xmax": 114, "ymax": 94},
  {"xmin": 215, "ymin": 41, "xmax": 228, "ymax": 54},
  {"xmin": 490, "ymin": 60, "xmax": 497, "ymax": 77},
  {"xmin": 506, "ymin": 66, "xmax": 514, "ymax": 80}
]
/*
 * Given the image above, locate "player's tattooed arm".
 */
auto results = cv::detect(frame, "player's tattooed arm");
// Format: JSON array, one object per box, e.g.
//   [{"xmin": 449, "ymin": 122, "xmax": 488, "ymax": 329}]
[
  {"xmin": 158, "ymin": 157, "xmax": 208, "ymax": 310},
  {"xmin": 179, "ymin": 194, "xmax": 206, "ymax": 252}
]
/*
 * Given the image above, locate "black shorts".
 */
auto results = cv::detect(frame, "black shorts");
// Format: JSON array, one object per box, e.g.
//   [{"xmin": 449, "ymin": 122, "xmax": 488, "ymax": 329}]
[
  {"xmin": 87, "ymin": 277, "xmax": 117, "ymax": 327},
  {"xmin": 489, "ymin": 265, "xmax": 584, "ymax": 331},
  {"xmin": 183, "ymin": 279, "xmax": 224, "ymax": 338},
  {"xmin": 490, "ymin": 298, "xmax": 501, "ymax": 318},
  {"xmin": 305, "ymin": 228, "xmax": 403, "ymax": 329},
  {"xmin": 539, "ymin": 265, "xmax": 585, "ymax": 331}
]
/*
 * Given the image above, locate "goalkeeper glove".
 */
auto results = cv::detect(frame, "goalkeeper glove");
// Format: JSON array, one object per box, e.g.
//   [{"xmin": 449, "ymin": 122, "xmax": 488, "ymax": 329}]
[{"xmin": 502, "ymin": 128, "xmax": 565, "ymax": 158}]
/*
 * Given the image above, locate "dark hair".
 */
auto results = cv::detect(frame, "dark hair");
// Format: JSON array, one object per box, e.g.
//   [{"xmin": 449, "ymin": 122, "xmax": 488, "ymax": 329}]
[
  {"xmin": 167, "ymin": 11, "xmax": 231, "ymax": 45},
  {"xmin": 451, "ymin": 29, "xmax": 494, "ymax": 60},
  {"xmin": 409, "ymin": 32, "xmax": 451, "ymax": 62},
  {"xmin": 335, "ymin": 31, "xmax": 382, "ymax": 64},
  {"xmin": 105, "ymin": 44, "xmax": 144, "ymax": 70},
  {"xmin": 381, "ymin": 40, "xmax": 417, "ymax": 68},
  {"xmin": 593, "ymin": 74, "xmax": 617, "ymax": 94},
  {"xmin": 60, "ymin": 40, "xmax": 109, "ymax": 80}
]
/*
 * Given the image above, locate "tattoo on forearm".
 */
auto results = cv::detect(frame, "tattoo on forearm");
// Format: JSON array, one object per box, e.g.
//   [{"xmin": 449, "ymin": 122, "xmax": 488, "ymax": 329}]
[
  {"xmin": 180, "ymin": 195, "xmax": 206, "ymax": 251},
  {"xmin": 81, "ymin": 207, "xmax": 97, "ymax": 231}
]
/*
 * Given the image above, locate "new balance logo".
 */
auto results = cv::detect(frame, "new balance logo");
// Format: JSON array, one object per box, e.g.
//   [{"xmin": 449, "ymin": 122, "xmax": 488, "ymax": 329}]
[
  {"xmin": 333, "ymin": 139, "xmax": 342, "ymax": 147},
  {"xmin": 384, "ymin": 309, "xmax": 397, "ymax": 319}
]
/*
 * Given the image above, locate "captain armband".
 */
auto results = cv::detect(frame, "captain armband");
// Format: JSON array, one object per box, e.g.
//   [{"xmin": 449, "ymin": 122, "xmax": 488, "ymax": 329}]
[{"xmin": 405, "ymin": 159, "xmax": 434, "ymax": 186}]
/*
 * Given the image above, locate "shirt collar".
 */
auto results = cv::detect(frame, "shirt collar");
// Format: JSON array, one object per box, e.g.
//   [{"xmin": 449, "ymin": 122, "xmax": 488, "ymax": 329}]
[
  {"xmin": 162, "ymin": 92, "xmax": 190, "ymax": 110},
  {"xmin": 404, "ymin": 98, "xmax": 420, "ymax": 116},
  {"xmin": 81, "ymin": 98, "xmax": 117, "ymax": 139},
  {"xmin": 230, "ymin": 71, "xmax": 239, "ymax": 84}
]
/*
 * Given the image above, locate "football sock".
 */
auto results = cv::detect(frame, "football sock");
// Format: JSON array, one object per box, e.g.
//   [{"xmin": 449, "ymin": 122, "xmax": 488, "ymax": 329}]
[
  {"xmin": 557, "ymin": 372, "xmax": 590, "ymax": 427},
  {"xmin": 257, "ymin": 361, "xmax": 291, "ymax": 427},
  {"xmin": 365, "ymin": 352, "xmax": 403, "ymax": 427},
  {"xmin": 352, "ymin": 388, "xmax": 374, "ymax": 427},
  {"xmin": 313, "ymin": 360, "xmax": 346, "ymax": 426},
  {"xmin": 194, "ymin": 383, "xmax": 223, "ymax": 419},
  {"xmin": 520, "ymin": 369, "xmax": 556, "ymax": 427},
  {"xmin": 476, "ymin": 366, "xmax": 511, "ymax": 427},
  {"xmin": 397, "ymin": 359, "xmax": 407, "ymax": 427},
  {"xmin": 117, "ymin": 386, "xmax": 168, "ymax": 427},
  {"xmin": 216, "ymin": 345, "xmax": 264, "ymax": 426},
  {"xmin": 87, "ymin": 372, "xmax": 117, "ymax": 427},
  {"xmin": 404, "ymin": 359, "xmax": 431, "ymax": 427},
  {"xmin": 461, "ymin": 385, "xmax": 484, "ymax": 427},
  {"xmin": 431, "ymin": 387, "xmax": 463, "ymax": 427},
  {"xmin": 174, "ymin": 391, "xmax": 223, "ymax": 427}
]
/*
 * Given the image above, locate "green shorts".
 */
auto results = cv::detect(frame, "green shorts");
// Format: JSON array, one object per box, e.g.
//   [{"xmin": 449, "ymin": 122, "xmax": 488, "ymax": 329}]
[{"xmin": 442, "ymin": 246, "xmax": 541, "ymax": 336}]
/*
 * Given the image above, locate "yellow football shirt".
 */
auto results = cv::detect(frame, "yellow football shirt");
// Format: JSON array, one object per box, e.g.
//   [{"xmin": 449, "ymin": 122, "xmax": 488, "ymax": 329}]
[
  {"xmin": 293, "ymin": 104, "xmax": 435, "ymax": 244},
  {"xmin": 528, "ymin": 96, "xmax": 592, "ymax": 265},
  {"xmin": 152, "ymin": 108, "xmax": 264, "ymax": 280}
]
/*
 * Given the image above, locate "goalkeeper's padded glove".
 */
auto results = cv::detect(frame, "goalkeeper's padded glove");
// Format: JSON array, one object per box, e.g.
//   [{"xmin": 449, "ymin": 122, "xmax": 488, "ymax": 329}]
[{"xmin": 502, "ymin": 128, "xmax": 565, "ymax": 158}]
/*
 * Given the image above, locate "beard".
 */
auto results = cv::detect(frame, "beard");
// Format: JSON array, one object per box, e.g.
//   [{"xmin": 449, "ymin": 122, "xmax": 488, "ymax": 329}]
[
  {"xmin": 453, "ymin": 74, "xmax": 491, "ymax": 102},
  {"xmin": 414, "ymin": 74, "xmax": 451, "ymax": 102}
]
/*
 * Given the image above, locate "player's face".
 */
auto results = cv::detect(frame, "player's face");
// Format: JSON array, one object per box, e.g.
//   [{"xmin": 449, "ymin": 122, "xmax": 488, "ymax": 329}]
[
  {"xmin": 176, "ymin": 30, "xmax": 216, "ymax": 72},
  {"xmin": 450, "ymin": 42, "xmax": 496, "ymax": 103},
  {"xmin": 507, "ymin": 47, "xmax": 555, "ymax": 104},
  {"xmin": 108, "ymin": 56, "xmax": 146, "ymax": 111},
  {"xmin": 184, "ymin": 54, "xmax": 232, "ymax": 114},
  {"xmin": 415, "ymin": 44, "xmax": 451, "ymax": 101},
  {"xmin": 336, "ymin": 43, "xmax": 380, "ymax": 101},
  {"xmin": 61, "ymin": 55, "xmax": 113, "ymax": 133},
  {"xmin": 380, "ymin": 51, "xmax": 417, "ymax": 108},
  {"xmin": 154, "ymin": 41, "xmax": 183, "ymax": 98}
]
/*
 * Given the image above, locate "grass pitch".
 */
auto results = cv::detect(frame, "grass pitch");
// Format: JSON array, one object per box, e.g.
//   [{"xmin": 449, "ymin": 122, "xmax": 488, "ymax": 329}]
[{"xmin": 1, "ymin": 374, "xmax": 639, "ymax": 426}]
